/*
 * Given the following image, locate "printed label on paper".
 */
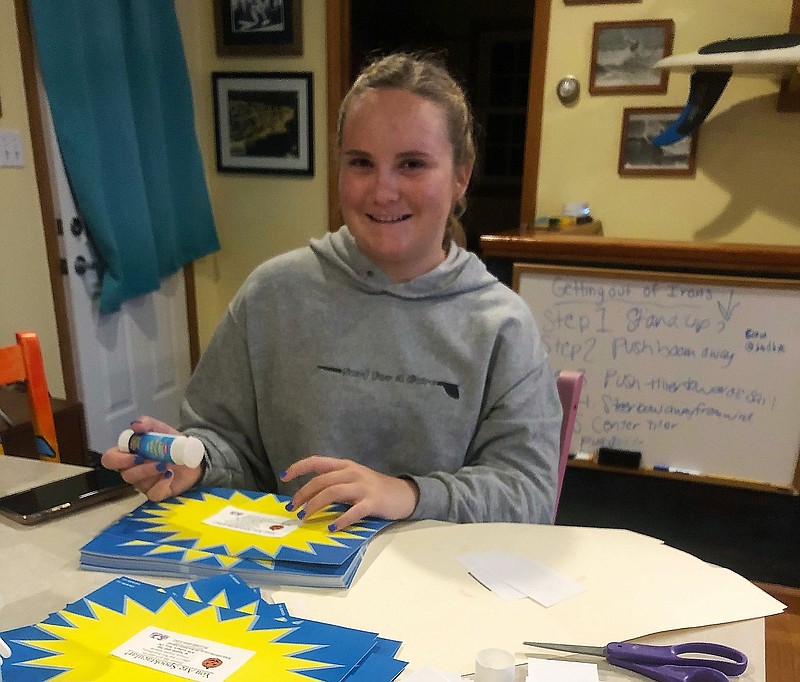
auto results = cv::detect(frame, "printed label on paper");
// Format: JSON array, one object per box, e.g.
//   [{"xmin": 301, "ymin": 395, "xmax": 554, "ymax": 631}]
[
  {"xmin": 203, "ymin": 505, "xmax": 298, "ymax": 538},
  {"xmin": 111, "ymin": 626, "xmax": 255, "ymax": 681}
]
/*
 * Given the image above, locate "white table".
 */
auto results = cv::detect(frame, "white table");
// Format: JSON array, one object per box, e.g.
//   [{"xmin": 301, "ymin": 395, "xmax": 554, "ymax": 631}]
[{"xmin": 0, "ymin": 457, "xmax": 770, "ymax": 681}]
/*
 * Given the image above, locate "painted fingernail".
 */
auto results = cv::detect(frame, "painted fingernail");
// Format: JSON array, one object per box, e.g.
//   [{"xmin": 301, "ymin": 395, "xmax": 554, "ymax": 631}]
[
  {"xmin": 328, "ymin": 523, "xmax": 337, "ymax": 532},
  {"xmin": 285, "ymin": 502, "xmax": 294, "ymax": 512},
  {"xmin": 156, "ymin": 462, "xmax": 167, "ymax": 472},
  {"xmin": 279, "ymin": 471, "xmax": 287, "ymax": 479},
  {"xmin": 164, "ymin": 470, "xmax": 173, "ymax": 479},
  {"xmin": 297, "ymin": 510, "xmax": 305, "ymax": 520},
  {"xmin": 133, "ymin": 455, "xmax": 145, "ymax": 465}
]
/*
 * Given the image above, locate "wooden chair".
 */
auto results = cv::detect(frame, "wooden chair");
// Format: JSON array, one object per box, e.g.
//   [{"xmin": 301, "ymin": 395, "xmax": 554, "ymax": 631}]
[
  {"xmin": 555, "ymin": 370, "xmax": 584, "ymax": 519},
  {"xmin": 0, "ymin": 331, "xmax": 60, "ymax": 461}
]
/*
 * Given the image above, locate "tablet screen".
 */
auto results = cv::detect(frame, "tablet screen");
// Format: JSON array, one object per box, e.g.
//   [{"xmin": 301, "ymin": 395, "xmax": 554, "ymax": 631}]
[{"xmin": 0, "ymin": 468, "xmax": 135, "ymax": 524}]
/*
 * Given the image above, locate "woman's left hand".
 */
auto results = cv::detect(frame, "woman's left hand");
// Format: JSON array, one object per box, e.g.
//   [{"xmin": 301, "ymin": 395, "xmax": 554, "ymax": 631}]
[{"xmin": 280, "ymin": 456, "xmax": 419, "ymax": 530}]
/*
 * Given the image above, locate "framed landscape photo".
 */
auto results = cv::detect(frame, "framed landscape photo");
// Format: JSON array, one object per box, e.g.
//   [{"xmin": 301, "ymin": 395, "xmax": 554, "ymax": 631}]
[
  {"xmin": 214, "ymin": 0, "xmax": 302, "ymax": 56},
  {"xmin": 618, "ymin": 107, "xmax": 697, "ymax": 177},
  {"xmin": 589, "ymin": 19, "xmax": 674, "ymax": 95},
  {"xmin": 212, "ymin": 71, "xmax": 314, "ymax": 176}
]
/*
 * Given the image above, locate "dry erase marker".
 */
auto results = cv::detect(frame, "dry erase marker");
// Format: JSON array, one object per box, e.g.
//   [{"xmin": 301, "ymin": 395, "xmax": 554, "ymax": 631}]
[
  {"xmin": 118, "ymin": 430, "xmax": 204, "ymax": 468},
  {"xmin": 654, "ymin": 464, "xmax": 701, "ymax": 475}
]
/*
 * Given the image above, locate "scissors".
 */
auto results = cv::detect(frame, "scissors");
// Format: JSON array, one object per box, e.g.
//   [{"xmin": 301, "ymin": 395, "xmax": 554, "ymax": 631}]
[{"xmin": 523, "ymin": 640, "xmax": 748, "ymax": 682}]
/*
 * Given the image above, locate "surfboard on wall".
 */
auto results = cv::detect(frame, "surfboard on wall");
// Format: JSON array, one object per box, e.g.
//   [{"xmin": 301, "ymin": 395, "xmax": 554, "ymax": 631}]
[{"xmin": 650, "ymin": 33, "xmax": 800, "ymax": 146}]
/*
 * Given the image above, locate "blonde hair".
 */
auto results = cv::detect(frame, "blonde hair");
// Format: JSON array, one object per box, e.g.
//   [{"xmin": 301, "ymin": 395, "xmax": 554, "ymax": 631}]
[{"xmin": 337, "ymin": 52, "xmax": 476, "ymax": 249}]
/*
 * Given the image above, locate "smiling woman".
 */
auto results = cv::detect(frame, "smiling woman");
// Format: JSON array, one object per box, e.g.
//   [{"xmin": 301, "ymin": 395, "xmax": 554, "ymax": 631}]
[{"xmin": 103, "ymin": 52, "xmax": 563, "ymax": 532}]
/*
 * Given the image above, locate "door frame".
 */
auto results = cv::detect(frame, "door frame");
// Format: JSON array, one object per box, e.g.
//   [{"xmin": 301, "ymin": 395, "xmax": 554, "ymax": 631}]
[
  {"xmin": 324, "ymin": 0, "xmax": 553, "ymax": 233},
  {"xmin": 13, "ymin": 0, "xmax": 201, "ymax": 401}
]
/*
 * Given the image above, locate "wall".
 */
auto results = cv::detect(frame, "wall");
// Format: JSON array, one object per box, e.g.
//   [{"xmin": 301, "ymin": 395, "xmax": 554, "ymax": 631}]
[
  {"xmin": 0, "ymin": 1, "xmax": 330, "ymax": 398},
  {"xmin": 175, "ymin": 1, "xmax": 330, "ymax": 348},
  {"xmin": 536, "ymin": 0, "xmax": 799, "ymax": 246},
  {"xmin": 0, "ymin": 0, "xmax": 63, "ymax": 396}
]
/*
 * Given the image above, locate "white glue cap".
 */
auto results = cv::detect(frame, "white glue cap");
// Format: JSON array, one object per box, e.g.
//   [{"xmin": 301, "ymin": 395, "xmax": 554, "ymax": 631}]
[
  {"xmin": 118, "ymin": 429, "xmax": 135, "ymax": 452},
  {"xmin": 170, "ymin": 436, "xmax": 205, "ymax": 468},
  {"xmin": 0, "ymin": 635, "xmax": 11, "ymax": 658}
]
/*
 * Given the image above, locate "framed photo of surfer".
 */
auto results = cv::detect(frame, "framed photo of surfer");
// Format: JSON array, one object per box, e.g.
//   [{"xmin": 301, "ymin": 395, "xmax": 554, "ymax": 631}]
[
  {"xmin": 214, "ymin": 0, "xmax": 303, "ymax": 56},
  {"xmin": 589, "ymin": 19, "xmax": 674, "ymax": 95},
  {"xmin": 618, "ymin": 107, "xmax": 698, "ymax": 177}
]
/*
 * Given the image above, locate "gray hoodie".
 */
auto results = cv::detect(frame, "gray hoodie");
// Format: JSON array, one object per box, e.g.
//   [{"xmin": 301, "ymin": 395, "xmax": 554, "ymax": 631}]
[{"xmin": 181, "ymin": 226, "xmax": 561, "ymax": 523}]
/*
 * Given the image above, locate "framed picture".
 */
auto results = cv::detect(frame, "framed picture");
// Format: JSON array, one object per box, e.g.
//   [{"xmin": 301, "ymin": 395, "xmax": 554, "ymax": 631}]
[
  {"xmin": 212, "ymin": 71, "xmax": 314, "ymax": 176},
  {"xmin": 589, "ymin": 19, "xmax": 674, "ymax": 95},
  {"xmin": 618, "ymin": 107, "xmax": 697, "ymax": 177},
  {"xmin": 214, "ymin": 0, "xmax": 302, "ymax": 56}
]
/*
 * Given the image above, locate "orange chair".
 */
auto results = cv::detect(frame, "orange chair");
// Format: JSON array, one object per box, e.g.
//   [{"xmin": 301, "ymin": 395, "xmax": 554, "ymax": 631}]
[
  {"xmin": 555, "ymin": 370, "xmax": 584, "ymax": 519},
  {"xmin": 0, "ymin": 331, "xmax": 60, "ymax": 461}
]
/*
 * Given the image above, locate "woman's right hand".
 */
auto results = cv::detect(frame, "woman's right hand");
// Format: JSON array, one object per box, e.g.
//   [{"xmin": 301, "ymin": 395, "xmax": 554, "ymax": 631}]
[{"xmin": 101, "ymin": 415, "xmax": 203, "ymax": 502}]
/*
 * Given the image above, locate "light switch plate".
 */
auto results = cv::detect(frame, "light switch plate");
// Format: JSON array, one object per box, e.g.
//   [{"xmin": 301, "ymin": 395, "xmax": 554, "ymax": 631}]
[{"xmin": 0, "ymin": 130, "xmax": 24, "ymax": 168}]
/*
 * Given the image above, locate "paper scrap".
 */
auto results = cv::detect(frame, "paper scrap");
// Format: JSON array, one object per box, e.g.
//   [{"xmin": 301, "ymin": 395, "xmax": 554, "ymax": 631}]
[
  {"xmin": 402, "ymin": 665, "xmax": 462, "ymax": 681},
  {"xmin": 457, "ymin": 551, "xmax": 585, "ymax": 607},
  {"xmin": 527, "ymin": 658, "xmax": 598, "ymax": 682}
]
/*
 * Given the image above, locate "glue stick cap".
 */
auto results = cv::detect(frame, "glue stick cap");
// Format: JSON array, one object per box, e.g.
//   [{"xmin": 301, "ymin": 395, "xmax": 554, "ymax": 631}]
[
  {"xmin": 118, "ymin": 429, "xmax": 135, "ymax": 452},
  {"xmin": 171, "ymin": 435, "xmax": 205, "ymax": 468}
]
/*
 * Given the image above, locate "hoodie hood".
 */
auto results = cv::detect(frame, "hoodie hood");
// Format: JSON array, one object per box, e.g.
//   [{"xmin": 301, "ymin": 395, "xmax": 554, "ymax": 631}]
[{"xmin": 310, "ymin": 225, "xmax": 498, "ymax": 300}]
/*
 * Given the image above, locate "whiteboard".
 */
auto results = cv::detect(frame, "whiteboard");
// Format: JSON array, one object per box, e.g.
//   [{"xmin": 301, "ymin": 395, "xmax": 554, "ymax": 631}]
[{"xmin": 515, "ymin": 264, "xmax": 800, "ymax": 491}]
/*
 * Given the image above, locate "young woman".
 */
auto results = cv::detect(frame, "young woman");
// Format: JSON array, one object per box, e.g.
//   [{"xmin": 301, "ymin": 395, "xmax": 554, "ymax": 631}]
[{"xmin": 103, "ymin": 53, "xmax": 562, "ymax": 528}]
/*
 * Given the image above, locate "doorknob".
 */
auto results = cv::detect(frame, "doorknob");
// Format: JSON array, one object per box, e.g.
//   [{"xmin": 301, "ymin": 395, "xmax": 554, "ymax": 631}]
[{"xmin": 74, "ymin": 255, "xmax": 97, "ymax": 276}]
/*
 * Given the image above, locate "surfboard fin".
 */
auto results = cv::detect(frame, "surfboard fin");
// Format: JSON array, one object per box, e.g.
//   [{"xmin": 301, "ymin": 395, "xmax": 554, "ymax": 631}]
[{"xmin": 652, "ymin": 70, "xmax": 731, "ymax": 147}]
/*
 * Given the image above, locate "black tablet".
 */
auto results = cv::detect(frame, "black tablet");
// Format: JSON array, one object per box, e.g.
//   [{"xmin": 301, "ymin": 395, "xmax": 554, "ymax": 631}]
[{"xmin": 0, "ymin": 467, "xmax": 136, "ymax": 525}]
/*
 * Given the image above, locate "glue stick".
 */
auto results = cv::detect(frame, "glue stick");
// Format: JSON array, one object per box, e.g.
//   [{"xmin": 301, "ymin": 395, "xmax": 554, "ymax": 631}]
[
  {"xmin": 0, "ymin": 635, "xmax": 11, "ymax": 682},
  {"xmin": 118, "ymin": 430, "xmax": 204, "ymax": 468}
]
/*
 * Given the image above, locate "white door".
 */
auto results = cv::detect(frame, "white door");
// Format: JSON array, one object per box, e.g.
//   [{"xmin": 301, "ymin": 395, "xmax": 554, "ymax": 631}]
[{"xmin": 38, "ymin": 78, "xmax": 192, "ymax": 455}]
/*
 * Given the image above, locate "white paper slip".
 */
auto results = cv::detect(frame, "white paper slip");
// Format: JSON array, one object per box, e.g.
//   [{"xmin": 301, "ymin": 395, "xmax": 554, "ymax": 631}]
[
  {"xmin": 203, "ymin": 505, "xmax": 299, "ymax": 538},
  {"xmin": 526, "ymin": 658, "xmax": 599, "ymax": 682},
  {"xmin": 495, "ymin": 553, "xmax": 585, "ymax": 607},
  {"xmin": 111, "ymin": 626, "xmax": 254, "ymax": 681},
  {"xmin": 457, "ymin": 553, "xmax": 527, "ymax": 600},
  {"xmin": 403, "ymin": 665, "xmax": 462, "ymax": 681},
  {"xmin": 458, "ymin": 551, "xmax": 584, "ymax": 607}
]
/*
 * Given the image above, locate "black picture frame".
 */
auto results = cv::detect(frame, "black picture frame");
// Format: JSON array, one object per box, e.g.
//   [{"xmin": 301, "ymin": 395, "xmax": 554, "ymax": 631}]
[
  {"xmin": 589, "ymin": 19, "xmax": 674, "ymax": 95},
  {"xmin": 618, "ymin": 107, "xmax": 698, "ymax": 177},
  {"xmin": 214, "ymin": 0, "xmax": 303, "ymax": 57},
  {"xmin": 212, "ymin": 71, "xmax": 314, "ymax": 176}
]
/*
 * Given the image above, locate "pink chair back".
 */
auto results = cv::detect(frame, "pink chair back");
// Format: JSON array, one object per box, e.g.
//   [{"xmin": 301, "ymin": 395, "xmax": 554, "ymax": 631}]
[{"xmin": 555, "ymin": 370, "xmax": 584, "ymax": 519}]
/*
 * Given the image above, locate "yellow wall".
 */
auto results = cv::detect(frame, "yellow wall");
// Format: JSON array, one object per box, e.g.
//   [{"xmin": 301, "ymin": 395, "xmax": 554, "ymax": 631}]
[
  {"xmin": 0, "ymin": 0, "xmax": 63, "ymax": 396},
  {"xmin": 176, "ymin": 0, "xmax": 330, "ymax": 347},
  {"xmin": 537, "ymin": 0, "xmax": 800, "ymax": 245},
  {"xmin": 5, "ymin": 1, "xmax": 798, "ymax": 403},
  {"xmin": 0, "ymin": 1, "xmax": 330, "ymax": 396}
]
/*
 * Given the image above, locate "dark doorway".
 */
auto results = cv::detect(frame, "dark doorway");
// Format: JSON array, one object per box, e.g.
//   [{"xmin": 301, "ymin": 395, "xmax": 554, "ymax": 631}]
[{"xmin": 349, "ymin": 1, "xmax": 535, "ymax": 254}]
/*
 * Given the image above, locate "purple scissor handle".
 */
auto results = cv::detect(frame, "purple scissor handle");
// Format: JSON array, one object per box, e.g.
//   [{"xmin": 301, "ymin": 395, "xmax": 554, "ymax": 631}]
[
  {"xmin": 606, "ymin": 641, "xmax": 747, "ymax": 682},
  {"xmin": 524, "ymin": 641, "xmax": 747, "ymax": 682}
]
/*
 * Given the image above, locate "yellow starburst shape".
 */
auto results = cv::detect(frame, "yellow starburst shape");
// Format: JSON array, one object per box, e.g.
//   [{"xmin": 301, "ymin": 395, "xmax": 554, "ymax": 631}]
[
  {"xmin": 128, "ymin": 489, "xmax": 381, "ymax": 563},
  {"xmin": 14, "ymin": 587, "xmax": 376, "ymax": 681}
]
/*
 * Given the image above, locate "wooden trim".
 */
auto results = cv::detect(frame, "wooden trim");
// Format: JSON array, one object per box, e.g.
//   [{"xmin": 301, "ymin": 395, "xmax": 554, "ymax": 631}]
[
  {"xmin": 480, "ymin": 233, "xmax": 800, "ymax": 277},
  {"xmin": 519, "ymin": 0, "xmax": 551, "ymax": 227},
  {"xmin": 755, "ymin": 582, "xmax": 800, "ymax": 682},
  {"xmin": 14, "ymin": 0, "xmax": 78, "ymax": 402},
  {"xmin": 777, "ymin": 0, "xmax": 800, "ymax": 112},
  {"xmin": 325, "ymin": 0, "xmax": 350, "ymax": 233},
  {"xmin": 183, "ymin": 263, "xmax": 200, "ymax": 371}
]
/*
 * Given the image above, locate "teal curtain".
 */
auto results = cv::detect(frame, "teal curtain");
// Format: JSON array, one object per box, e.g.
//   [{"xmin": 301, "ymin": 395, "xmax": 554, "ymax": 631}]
[{"xmin": 29, "ymin": 0, "xmax": 220, "ymax": 313}]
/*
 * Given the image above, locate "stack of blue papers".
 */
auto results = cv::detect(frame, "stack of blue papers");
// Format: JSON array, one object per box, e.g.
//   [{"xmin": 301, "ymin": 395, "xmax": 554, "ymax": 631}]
[
  {"xmin": 0, "ymin": 573, "xmax": 407, "ymax": 681},
  {"xmin": 79, "ymin": 488, "xmax": 392, "ymax": 589}
]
